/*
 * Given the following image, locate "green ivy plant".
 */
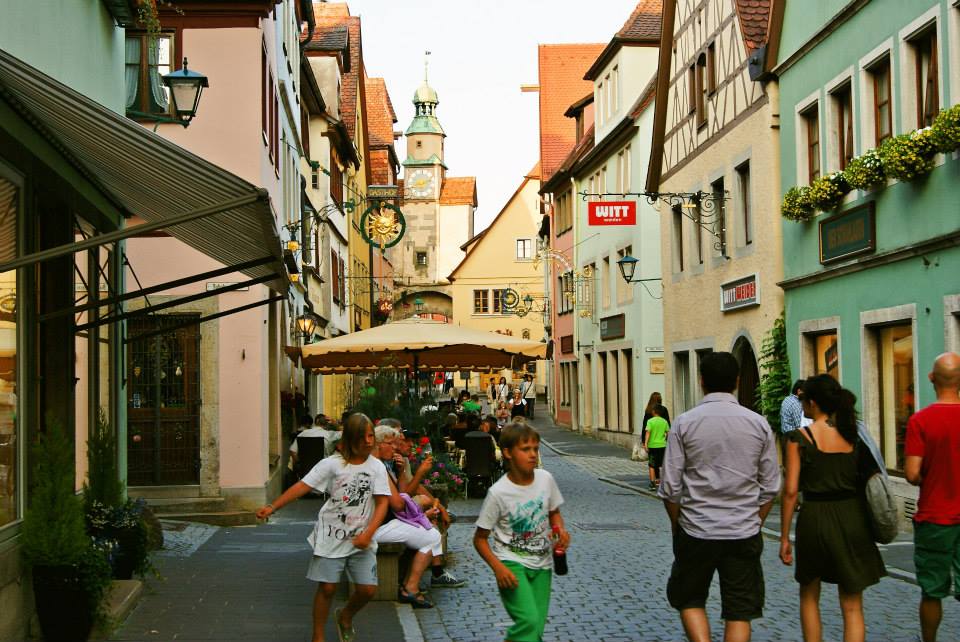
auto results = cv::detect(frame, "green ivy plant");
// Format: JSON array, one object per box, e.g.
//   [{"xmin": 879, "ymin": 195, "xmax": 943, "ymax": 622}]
[{"xmin": 756, "ymin": 313, "xmax": 792, "ymax": 433}]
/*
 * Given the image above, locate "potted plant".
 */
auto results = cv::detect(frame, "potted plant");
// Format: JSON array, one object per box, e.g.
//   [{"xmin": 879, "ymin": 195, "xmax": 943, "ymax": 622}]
[
  {"xmin": 409, "ymin": 450, "xmax": 465, "ymax": 506},
  {"xmin": 844, "ymin": 148, "xmax": 886, "ymax": 189},
  {"xmin": 84, "ymin": 409, "xmax": 155, "ymax": 580},
  {"xmin": 807, "ymin": 172, "xmax": 850, "ymax": 211},
  {"xmin": 780, "ymin": 186, "xmax": 815, "ymax": 222},
  {"xmin": 878, "ymin": 133, "xmax": 936, "ymax": 181},
  {"xmin": 930, "ymin": 104, "xmax": 960, "ymax": 153},
  {"xmin": 22, "ymin": 419, "xmax": 111, "ymax": 642}
]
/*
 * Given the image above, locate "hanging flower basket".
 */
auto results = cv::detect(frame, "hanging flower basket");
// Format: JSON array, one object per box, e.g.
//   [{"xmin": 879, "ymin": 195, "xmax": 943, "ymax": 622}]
[
  {"xmin": 930, "ymin": 104, "xmax": 960, "ymax": 153},
  {"xmin": 844, "ymin": 149, "xmax": 885, "ymax": 190},
  {"xmin": 808, "ymin": 172, "xmax": 850, "ymax": 211},
  {"xmin": 781, "ymin": 186, "xmax": 815, "ymax": 222},
  {"xmin": 879, "ymin": 133, "xmax": 936, "ymax": 181}
]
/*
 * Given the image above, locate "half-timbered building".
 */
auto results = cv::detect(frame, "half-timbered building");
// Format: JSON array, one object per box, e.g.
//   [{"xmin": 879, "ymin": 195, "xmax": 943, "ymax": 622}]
[{"xmin": 646, "ymin": 0, "xmax": 785, "ymax": 415}]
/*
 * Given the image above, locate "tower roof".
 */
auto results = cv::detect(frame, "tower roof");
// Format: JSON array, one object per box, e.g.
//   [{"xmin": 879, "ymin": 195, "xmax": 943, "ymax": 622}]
[{"xmin": 413, "ymin": 81, "xmax": 439, "ymax": 105}]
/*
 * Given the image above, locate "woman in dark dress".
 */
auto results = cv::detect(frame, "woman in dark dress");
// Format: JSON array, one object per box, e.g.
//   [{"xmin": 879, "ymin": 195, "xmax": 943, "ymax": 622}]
[{"xmin": 779, "ymin": 375, "xmax": 885, "ymax": 642}]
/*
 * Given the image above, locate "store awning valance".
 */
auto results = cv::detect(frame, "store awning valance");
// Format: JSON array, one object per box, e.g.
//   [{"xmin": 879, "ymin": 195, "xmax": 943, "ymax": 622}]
[{"xmin": 0, "ymin": 48, "xmax": 287, "ymax": 293}]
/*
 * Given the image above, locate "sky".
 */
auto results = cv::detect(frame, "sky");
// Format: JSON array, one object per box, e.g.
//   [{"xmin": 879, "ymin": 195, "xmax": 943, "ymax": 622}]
[{"xmin": 343, "ymin": 0, "xmax": 637, "ymax": 231}]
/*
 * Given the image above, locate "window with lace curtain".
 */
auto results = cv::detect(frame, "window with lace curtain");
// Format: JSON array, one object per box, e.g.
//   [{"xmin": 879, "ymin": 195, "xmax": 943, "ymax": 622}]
[{"xmin": 125, "ymin": 34, "xmax": 174, "ymax": 116}]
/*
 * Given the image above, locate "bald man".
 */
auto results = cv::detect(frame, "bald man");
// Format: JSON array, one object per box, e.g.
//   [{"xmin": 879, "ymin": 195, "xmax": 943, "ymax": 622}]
[{"xmin": 905, "ymin": 351, "xmax": 960, "ymax": 642}]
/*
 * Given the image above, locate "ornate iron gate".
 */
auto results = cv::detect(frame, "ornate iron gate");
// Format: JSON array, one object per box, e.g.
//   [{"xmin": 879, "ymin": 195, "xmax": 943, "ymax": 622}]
[{"xmin": 127, "ymin": 315, "xmax": 201, "ymax": 486}]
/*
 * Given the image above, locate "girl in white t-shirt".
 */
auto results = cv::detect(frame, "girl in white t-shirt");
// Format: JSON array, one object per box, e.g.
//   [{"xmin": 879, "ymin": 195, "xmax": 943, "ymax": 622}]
[{"xmin": 257, "ymin": 413, "xmax": 390, "ymax": 642}]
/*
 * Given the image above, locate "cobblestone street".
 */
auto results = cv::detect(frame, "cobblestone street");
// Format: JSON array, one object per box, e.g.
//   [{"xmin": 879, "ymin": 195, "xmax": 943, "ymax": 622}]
[{"xmin": 416, "ymin": 419, "xmax": 960, "ymax": 642}]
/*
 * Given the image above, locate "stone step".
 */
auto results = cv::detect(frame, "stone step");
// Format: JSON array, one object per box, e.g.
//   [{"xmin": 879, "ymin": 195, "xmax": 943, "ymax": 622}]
[
  {"xmin": 160, "ymin": 511, "xmax": 257, "ymax": 527},
  {"xmin": 141, "ymin": 496, "xmax": 227, "ymax": 514},
  {"xmin": 91, "ymin": 579, "xmax": 143, "ymax": 640},
  {"xmin": 129, "ymin": 484, "xmax": 202, "ymax": 499}
]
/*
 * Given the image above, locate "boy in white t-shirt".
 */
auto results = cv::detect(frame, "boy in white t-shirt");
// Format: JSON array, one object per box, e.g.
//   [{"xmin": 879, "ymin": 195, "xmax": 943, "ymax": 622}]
[{"xmin": 474, "ymin": 422, "xmax": 570, "ymax": 642}]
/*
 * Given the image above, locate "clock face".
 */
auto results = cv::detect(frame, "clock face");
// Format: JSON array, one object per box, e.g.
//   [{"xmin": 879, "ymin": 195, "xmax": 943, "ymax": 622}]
[{"xmin": 407, "ymin": 169, "xmax": 435, "ymax": 199}]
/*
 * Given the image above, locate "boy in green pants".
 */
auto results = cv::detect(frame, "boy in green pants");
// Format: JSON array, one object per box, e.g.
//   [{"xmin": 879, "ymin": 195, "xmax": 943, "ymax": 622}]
[{"xmin": 474, "ymin": 422, "xmax": 570, "ymax": 642}]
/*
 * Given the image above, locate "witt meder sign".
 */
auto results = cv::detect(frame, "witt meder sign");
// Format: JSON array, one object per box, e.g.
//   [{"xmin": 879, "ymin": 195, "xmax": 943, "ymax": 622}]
[
  {"xmin": 588, "ymin": 201, "xmax": 636, "ymax": 226},
  {"xmin": 720, "ymin": 274, "xmax": 760, "ymax": 312}
]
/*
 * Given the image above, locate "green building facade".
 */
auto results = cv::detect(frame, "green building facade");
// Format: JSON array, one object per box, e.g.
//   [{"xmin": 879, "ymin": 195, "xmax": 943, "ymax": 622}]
[{"xmin": 775, "ymin": 0, "xmax": 960, "ymax": 519}]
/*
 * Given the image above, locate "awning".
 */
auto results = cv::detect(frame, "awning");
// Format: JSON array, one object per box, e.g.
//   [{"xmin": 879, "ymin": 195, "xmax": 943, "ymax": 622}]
[{"xmin": 0, "ymin": 48, "xmax": 287, "ymax": 293}]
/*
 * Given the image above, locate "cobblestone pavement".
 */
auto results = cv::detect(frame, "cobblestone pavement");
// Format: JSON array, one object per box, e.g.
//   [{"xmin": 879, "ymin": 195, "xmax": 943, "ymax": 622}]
[
  {"xmin": 416, "ymin": 421, "xmax": 959, "ymax": 642},
  {"xmin": 111, "ymin": 499, "xmax": 411, "ymax": 642}
]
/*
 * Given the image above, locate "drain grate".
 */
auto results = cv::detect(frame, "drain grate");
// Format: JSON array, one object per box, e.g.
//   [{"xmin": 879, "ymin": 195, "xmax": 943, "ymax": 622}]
[{"xmin": 573, "ymin": 522, "xmax": 642, "ymax": 532}]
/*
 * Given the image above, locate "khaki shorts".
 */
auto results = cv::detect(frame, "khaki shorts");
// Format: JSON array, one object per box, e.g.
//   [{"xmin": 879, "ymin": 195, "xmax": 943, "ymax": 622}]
[{"xmin": 306, "ymin": 548, "xmax": 377, "ymax": 586}]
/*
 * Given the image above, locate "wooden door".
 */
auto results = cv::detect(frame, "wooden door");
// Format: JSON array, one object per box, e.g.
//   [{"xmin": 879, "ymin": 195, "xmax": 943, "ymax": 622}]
[{"xmin": 127, "ymin": 315, "xmax": 201, "ymax": 486}]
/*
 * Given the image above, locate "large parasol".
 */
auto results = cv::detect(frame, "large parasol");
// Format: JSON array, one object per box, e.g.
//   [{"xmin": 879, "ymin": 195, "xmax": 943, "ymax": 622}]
[{"xmin": 300, "ymin": 317, "xmax": 546, "ymax": 373}]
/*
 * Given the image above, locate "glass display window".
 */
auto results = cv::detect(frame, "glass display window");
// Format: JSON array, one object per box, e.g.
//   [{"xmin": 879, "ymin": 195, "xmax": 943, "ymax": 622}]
[{"xmin": 0, "ymin": 171, "xmax": 19, "ymax": 530}]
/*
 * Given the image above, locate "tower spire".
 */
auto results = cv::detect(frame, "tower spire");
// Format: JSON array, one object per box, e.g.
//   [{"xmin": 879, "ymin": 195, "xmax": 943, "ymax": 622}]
[{"xmin": 424, "ymin": 50, "xmax": 431, "ymax": 83}]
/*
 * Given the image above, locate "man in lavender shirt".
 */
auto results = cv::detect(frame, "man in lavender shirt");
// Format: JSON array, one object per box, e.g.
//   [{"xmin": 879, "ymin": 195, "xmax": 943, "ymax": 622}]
[{"xmin": 658, "ymin": 352, "xmax": 781, "ymax": 642}]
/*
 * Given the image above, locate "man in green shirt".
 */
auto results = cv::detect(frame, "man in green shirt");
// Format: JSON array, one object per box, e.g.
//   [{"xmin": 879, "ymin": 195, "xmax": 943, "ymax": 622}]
[{"xmin": 644, "ymin": 405, "xmax": 670, "ymax": 490}]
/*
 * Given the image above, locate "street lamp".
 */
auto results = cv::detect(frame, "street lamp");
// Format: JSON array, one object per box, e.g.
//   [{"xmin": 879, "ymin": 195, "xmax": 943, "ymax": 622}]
[
  {"xmin": 295, "ymin": 313, "xmax": 318, "ymax": 341},
  {"xmin": 617, "ymin": 254, "xmax": 639, "ymax": 283},
  {"xmin": 162, "ymin": 58, "xmax": 209, "ymax": 127},
  {"xmin": 523, "ymin": 294, "xmax": 533, "ymax": 308},
  {"xmin": 414, "ymin": 297, "xmax": 425, "ymax": 313}
]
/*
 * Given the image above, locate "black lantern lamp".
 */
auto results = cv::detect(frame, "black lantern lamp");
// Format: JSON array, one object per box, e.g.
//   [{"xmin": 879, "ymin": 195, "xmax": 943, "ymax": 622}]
[
  {"xmin": 162, "ymin": 58, "xmax": 209, "ymax": 126},
  {"xmin": 523, "ymin": 294, "xmax": 534, "ymax": 308},
  {"xmin": 617, "ymin": 255, "xmax": 638, "ymax": 283},
  {"xmin": 414, "ymin": 297, "xmax": 425, "ymax": 313}
]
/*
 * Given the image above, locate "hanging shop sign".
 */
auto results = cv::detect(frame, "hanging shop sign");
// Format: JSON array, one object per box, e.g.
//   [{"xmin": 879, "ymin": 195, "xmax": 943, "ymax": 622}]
[
  {"xmin": 587, "ymin": 201, "xmax": 636, "ymax": 226},
  {"xmin": 819, "ymin": 202, "xmax": 876, "ymax": 264},
  {"xmin": 600, "ymin": 313, "xmax": 626, "ymax": 340},
  {"xmin": 720, "ymin": 274, "xmax": 759, "ymax": 312}
]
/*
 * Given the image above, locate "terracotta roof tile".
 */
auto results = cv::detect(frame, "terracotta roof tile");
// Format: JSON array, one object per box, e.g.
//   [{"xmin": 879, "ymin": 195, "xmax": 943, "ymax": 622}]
[
  {"xmin": 538, "ymin": 43, "xmax": 605, "ymax": 183},
  {"xmin": 440, "ymin": 177, "xmax": 477, "ymax": 206},
  {"xmin": 365, "ymin": 77, "xmax": 396, "ymax": 148},
  {"xmin": 617, "ymin": 0, "xmax": 663, "ymax": 40},
  {"xmin": 310, "ymin": 4, "xmax": 363, "ymax": 139},
  {"xmin": 525, "ymin": 162, "xmax": 541, "ymax": 180},
  {"xmin": 734, "ymin": 0, "xmax": 772, "ymax": 53}
]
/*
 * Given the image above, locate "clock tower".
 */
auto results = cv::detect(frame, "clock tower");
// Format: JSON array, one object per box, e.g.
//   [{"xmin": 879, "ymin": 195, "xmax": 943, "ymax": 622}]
[
  {"xmin": 402, "ymin": 78, "xmax": 445, "ymax": 201},
  {"xmin": 398, "ymin": 69, "xmax": 476, "ymax": 319}
]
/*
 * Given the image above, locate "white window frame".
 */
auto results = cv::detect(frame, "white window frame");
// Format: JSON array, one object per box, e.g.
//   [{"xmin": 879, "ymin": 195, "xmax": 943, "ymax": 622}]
[{"xmin": 516, "ymin": 238, "xmax": 533, "ymax": 261}]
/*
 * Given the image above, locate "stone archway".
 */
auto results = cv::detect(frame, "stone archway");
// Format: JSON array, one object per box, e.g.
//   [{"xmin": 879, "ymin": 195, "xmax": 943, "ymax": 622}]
[{"xmin": 732, "ymin": 335, "xmax": 760, "ymax": 412}]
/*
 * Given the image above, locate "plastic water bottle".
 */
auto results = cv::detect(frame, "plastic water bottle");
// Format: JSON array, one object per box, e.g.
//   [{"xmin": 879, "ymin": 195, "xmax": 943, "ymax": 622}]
[{"xmin": 552, "ymin": 525, "xmax": 568, "ymax": 576}]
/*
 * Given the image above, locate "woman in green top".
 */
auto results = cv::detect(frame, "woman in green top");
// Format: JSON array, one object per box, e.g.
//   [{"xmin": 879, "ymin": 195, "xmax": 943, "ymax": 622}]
[{"xmin": 644, "ymin": 405, "xmax": 670, "ymax": 490}]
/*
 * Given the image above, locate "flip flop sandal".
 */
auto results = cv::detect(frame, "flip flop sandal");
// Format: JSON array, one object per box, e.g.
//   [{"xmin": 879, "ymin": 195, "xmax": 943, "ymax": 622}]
[
  {"xmin": 334, "ymin": 607, "xmax": 355, "ymax": 642},
  {"xmin": 398, "ymin": 587, "xmax": 434, "ymax": 609}
]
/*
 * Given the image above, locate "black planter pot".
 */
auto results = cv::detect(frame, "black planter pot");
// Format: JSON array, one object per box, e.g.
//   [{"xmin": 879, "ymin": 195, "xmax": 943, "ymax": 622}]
[
  {"xmin": 31, "ymin": 565, "xmax": 94, "ymax": 642},
  {"xmin": 111, "ymin": 527, "xmax": 141, "ymax": 580}
]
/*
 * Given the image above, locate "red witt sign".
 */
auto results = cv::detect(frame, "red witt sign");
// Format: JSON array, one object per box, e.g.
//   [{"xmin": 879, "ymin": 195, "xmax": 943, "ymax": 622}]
[{"xmin": 587, "ymin": 201, "xmax": 636, "ymax": 226}]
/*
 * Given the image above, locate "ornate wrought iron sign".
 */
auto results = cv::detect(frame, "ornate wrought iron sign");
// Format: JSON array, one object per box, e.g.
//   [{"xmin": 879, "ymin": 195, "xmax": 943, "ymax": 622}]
[{"xmin": 360, "ymin": 201, "xmax": 406, "ymax": 249}]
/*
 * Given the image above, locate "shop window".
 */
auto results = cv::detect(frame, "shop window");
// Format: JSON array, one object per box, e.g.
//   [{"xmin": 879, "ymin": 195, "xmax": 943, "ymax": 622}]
[
  {"xmin": 0, "ymin": 172, "xmax": 18, "ymax": 530},
  {"xmin": 813, "ymin": 331, "xmax": 839, "ymax": 379},
  {"xmin": 875, "ymin": 323, "xmax": 914, "ymax": 472},
  {"xmin": 125, "ymin": 33, "xmax": 174, "ymax": 115}
]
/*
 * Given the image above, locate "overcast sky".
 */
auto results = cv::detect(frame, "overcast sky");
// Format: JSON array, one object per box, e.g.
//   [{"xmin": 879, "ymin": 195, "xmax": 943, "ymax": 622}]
[{"xmin": 344, "ymin": 0, "xmax": 636, "ymax": 230}]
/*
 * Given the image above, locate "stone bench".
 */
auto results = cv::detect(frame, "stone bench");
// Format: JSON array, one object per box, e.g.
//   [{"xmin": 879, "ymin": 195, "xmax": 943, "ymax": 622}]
[{"xmin": 364, "ymin": 528, "xmax": 450, "ymax": 601}]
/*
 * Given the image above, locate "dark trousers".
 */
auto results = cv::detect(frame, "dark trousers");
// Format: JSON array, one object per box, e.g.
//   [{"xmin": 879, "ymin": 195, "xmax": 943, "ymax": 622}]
[{"xmin": 525, "ymin": 397, "xmax": 535, "ymax": 419}]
